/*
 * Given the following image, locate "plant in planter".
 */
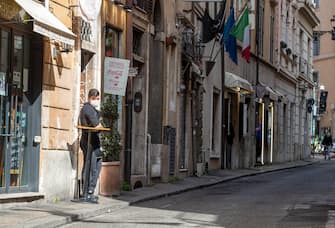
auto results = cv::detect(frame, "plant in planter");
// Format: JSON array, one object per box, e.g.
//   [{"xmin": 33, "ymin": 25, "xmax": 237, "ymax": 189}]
[
  {"xmin": 286, "ymin": 48, "xmax": 292, "ymax": 55},
  {"xmin": 99, "ymin": 95, "xmax": 122, "ymax": 196},
  {"xmin": 280, "ymin": 41, "xmax": 287, "ymax": 49}
]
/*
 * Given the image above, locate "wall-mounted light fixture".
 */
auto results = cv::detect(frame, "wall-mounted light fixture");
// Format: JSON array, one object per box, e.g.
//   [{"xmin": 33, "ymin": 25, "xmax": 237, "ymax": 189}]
[
  {"xmin": 110, "ymin": 0, "xmax": 132, "ymax": 13},
  {"xmin": 314, "ymin": 16, "xmax": 335, "ymax": 40},
  {"xmin": 123, "ymin": 5, "xmax": 133, "ymax": 12},
  {"xmin": 52, "ymin": 44, "xmax": 73, "ymax": 60},
  {"xmin": 112, "ymin": 0, "xmax": 124, "ymax": 7}
]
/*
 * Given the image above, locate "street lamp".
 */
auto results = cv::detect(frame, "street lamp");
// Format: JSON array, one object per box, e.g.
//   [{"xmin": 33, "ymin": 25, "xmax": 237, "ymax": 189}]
[
  {"xmin": 331, "ymin": 17, "xmax": 335, "ymax": 40},
  {"xmin": 320, "ymin": 84, "xmax": 325, "ymax": 91},
  {"xmin": 314, "ymin": 16, "xmax": 335, "ymax": 40}
]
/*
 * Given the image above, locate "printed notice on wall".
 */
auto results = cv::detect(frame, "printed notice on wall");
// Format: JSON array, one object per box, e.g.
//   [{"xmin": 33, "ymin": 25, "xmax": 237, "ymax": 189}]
[
  {"xmin": 0, "ymin": 72, "xmax": 5, "ymax": 96},
  {"xmin": 104, "ymin": 57, "xmax": 130, "ymax": 96},
  {"xmin": 23, "ymin": 68, "xmax": 29, "ymax": 92},
  {"xmin": 13, "ymin": 71, "xmax": 21, "ymax": 88}
]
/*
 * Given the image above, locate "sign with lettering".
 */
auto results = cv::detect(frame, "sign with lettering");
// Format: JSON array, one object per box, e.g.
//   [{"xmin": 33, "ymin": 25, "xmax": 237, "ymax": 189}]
[{"xmin": 104, "ymin": 57, "xmax": 130, "ymax": 96}]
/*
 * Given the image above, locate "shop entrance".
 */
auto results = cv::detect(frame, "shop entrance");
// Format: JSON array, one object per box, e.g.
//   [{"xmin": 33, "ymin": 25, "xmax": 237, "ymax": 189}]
[{"xmin": 0, "ymin": 28, "xmax": 42, "ymax": 193}]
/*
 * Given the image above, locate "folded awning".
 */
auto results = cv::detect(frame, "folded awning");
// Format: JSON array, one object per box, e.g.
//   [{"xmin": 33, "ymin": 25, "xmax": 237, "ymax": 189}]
[
  {"xmin": 15, "ymin": 0, "xmax": 75, "ymax": 46},
  {"xmin": 225, "ymin": 72, "xmax": 254, "ymax": 93},
  {"xmin": 256, "ymin": 83, "xmax": 277, "ymax": 100},
  {"xmin": 256, "ymin": 83, "xmax": 290, "ymax": 102}
]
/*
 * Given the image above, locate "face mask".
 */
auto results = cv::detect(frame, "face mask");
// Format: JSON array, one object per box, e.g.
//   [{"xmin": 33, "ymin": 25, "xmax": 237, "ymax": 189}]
[{"xmin": 90, "ymin": 99, "xmax": 100, "ymax": 109}]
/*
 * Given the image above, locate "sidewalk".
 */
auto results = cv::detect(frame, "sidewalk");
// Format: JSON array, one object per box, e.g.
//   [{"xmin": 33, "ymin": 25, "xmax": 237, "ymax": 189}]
[{"xmin": 0, "ymin": 157, "xmax": 328, "ymax": 228}]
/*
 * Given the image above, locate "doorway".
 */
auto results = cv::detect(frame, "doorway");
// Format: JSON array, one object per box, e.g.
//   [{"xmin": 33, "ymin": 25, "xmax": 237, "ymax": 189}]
[{"xmin": 0, "ymin": 28, "xmax": 42, "ymax": 193}]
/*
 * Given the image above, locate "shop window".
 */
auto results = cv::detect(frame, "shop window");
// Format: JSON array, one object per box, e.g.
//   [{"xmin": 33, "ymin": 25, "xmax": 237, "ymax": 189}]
[
  {"xmin": 134, "ymin": 0, "xmax": 146, "ymax": 10},
  {"xmin": 134, "ymin": 0, "xmax": 153, "ymax": 13},
  {"xmin": 105, "ymin": 27, "xmax": 120, "ymax": 58},
  {"xmin": 133, "ymin": 28, "xmax": 143, "ymax": 57},
  {"xmin": 239, "ymin": 102, "xmax": 249, "ymax": 140},
  {"xmin": 212, "ymin": 91, "xmax": 220, "ymax": 152},
  {"xmin": 313, "ymin": 34, "xmax": 320, "ymax": 56}
]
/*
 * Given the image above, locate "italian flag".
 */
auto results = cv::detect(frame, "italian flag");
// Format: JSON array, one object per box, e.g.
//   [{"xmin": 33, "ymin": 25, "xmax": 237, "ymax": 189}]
[{"xmin": 231, "ymin": 7, "xmax": 250, "ymax": 63}]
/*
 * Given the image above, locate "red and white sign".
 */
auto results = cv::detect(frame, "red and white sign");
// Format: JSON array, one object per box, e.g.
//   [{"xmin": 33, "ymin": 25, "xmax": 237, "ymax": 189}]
[{"xmin": 104, "ymin": 57, "xmax": 130, "ymax": 96}]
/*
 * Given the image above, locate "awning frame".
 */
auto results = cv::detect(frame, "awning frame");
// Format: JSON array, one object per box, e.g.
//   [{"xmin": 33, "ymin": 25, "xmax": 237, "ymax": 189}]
[
  {"xmin": 225, "ymin": 72, "xmax": 254, "ymax": 94},
  {"xmin": 15, "ymin": 0, "xmax": 76, "ymax": 46}
]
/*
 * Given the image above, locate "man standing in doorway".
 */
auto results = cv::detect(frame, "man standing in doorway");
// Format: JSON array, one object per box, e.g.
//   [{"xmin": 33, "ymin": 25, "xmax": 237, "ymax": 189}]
[{"xmin": 80, "ymin": 89, "xmax": 103, "ymax": 203}]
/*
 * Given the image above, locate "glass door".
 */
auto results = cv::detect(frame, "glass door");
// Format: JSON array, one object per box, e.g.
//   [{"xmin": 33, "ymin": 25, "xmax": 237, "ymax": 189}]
[
  {"xmin": 0, "ymin": 29, "xmax": 10, "ymax": 191},
  {"xmin": 9, "ymin": 34, "xmax": 28, "ymax": 190},
  {"xmin": 0, "ymin": 30, "xmax": 30, "ymax": 193}
]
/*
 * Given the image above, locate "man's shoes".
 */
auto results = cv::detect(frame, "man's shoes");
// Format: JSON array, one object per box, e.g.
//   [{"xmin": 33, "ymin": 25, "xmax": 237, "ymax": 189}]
[{"xmin": 85, "ymin": 194, "xmax": 98, "ymax": 203}]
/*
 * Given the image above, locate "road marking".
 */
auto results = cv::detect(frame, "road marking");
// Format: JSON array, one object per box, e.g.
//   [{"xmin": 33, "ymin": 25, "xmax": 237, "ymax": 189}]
[
  {"xmin": 326, "ymin": 210, "xmax": 335, "ymax": 227},
  {"xmin": 161, "ymin": 204, "xmax": 171, "ymax": 208}
]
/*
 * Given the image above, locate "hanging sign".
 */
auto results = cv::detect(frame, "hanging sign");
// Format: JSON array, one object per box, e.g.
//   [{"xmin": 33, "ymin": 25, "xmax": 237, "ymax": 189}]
[
  {"xmin": 128, "ymin": 67, "xmax": 138, "ymax": 77},
  {"xmin": 104, "ymin": 57, "xmax": 130, "ymax": 96}
]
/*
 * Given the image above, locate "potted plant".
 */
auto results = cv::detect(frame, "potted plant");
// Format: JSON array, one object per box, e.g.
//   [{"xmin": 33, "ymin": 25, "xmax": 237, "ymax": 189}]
[
  {"xmin": 99, "ymin": 95, "xmax": 122, "ymax": 196},
  {"xmin": 280, "ymin": 41, "xmax": 287, "ymax": 49}
]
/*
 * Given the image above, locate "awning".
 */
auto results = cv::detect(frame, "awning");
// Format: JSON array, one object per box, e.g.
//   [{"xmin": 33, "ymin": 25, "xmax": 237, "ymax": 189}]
[
  {"xmin": 256, "ymin": 83, "xmax": 278, "ymax": 100},
  {"xmin": 256, "ymin": 83, "xmax": 291, "ymax": 102},
  {"xmin": 15, "ymin": 0, "xmax": 75, "ymax": 46},
  {"xmin": 225, "ymin": 72, "xmax": 254, "ymax": 93}
]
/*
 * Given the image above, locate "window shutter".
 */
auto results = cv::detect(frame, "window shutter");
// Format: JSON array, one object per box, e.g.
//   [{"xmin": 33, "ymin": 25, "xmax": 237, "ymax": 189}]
[{"xmin": 146, "ymin": 0, "xmax": 153, "ymax": 14}]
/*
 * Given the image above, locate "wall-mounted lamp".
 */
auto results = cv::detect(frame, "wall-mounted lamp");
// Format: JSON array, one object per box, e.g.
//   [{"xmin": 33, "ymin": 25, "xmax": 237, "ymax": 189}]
[
  {"xmin": 113, "ymin": 0, "xmax": 124, "ymax": 7},
  {"xmin": 123, "ymin": 5, "xmax": 133, "ymax": 12},
  {"xmin": 320, "ymin": 85, "xmax": 326, "ymax": 90},
  {"xmin": 110, "ymin": 0, "xmax": 132, "ymax": 13},
  {"xmin": 314, "ymin": 16, "xmax": 335, "ymax": 40},
  {"xmin": 52, "ymin": 45, "xmax": 72, "ymax": 60}
]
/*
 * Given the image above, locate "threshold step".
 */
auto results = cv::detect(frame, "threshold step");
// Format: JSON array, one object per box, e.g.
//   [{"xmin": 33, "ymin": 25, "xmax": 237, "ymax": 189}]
[{"xmin": 0, "ymin": 192, "xmax": 44, "ymax": 204}]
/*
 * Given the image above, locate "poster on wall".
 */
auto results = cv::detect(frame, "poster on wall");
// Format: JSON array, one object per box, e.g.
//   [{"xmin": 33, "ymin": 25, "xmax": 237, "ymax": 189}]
[
  {"xmin": 0, "ymin": 72, "xmax": 6, "ymax": 96},
  {"xmin": 104, "ymin": 57, "xmax": 130, "ymax": 96},
  {"xmin": 13, "ymin": 71, "xmax": 21, "ymax": 88}
]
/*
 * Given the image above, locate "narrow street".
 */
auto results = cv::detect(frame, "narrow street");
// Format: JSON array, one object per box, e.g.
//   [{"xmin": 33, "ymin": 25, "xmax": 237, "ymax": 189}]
[{"xmin": 62, "ymin": 161, "xmax": 335, "ymax": 228}]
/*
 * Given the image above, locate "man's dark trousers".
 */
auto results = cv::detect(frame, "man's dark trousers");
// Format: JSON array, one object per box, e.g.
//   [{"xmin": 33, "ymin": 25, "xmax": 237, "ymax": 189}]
[{"xmin": 81, "ymin": 141, "xmax": 102, "ymax": 195}]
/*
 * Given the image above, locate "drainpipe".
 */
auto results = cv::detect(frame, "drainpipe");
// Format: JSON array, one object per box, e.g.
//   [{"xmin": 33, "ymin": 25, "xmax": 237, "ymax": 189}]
[
  {"xmin": 220, "ymin": 0, "xmax": 229, "ymax": 169},
  {"xmin": 146, "ymin": 134, "xmax": 151, "ymax": 185},
  {"xmin": 256, "ymin": 0, "xmax": 260, "ymax": 85},
  {"xmin": 124, "ymin": 0, "xmax": 133, "ymax": 184}
]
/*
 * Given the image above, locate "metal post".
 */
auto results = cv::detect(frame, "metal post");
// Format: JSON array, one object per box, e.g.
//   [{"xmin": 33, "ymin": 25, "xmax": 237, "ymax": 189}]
[
  {"xmin": 82, "ymin": 131, "xmax": 92, "ymax": 200},
  {"xmin": 221, "ymin": 43, "xmax": 226, "ymax": 169},
  {"xmin": 220, "ymin": 1, "xmax": 229, "ymax": 169}
]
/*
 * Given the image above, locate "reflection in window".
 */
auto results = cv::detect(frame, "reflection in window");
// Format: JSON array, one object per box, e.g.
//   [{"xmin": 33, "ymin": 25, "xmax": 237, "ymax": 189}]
[
  {"xmin": 105, "ymin": 27, "xmax": 120, "ymax": 58},
  {"xmin": 133, "ymin": 28, "xmax": 143, "ymax": 57}
]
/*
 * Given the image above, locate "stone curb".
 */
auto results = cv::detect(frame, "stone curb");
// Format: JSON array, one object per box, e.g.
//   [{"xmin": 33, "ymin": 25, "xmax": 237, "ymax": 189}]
[
  {"xmin": 7, "ymin": 160, "xmax": 320, "ymax": 228},
  {"xmin": 128, "ymin": 160, "xmax": 319, "ymax": 205},
  {"xmin": 6, "ymin": 202, "xmax": 130, "ymax": 228}
]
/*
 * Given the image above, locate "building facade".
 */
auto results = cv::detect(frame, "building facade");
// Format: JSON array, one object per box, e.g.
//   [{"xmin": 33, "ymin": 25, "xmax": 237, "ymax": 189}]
[
  {"xmin": 313, "ymin": 0, "xmax": 335, "ymax": 136},
  {"xmin": 202, "ymin": 0, "xmax": 318, "ymax": 171},
  {"xmin": 0, "ymin": 0, "xmax": 319, "ymax": 202},
  {"xmin": 0, "ymin": 0, "xmax": 76, "ymax": 200}
]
